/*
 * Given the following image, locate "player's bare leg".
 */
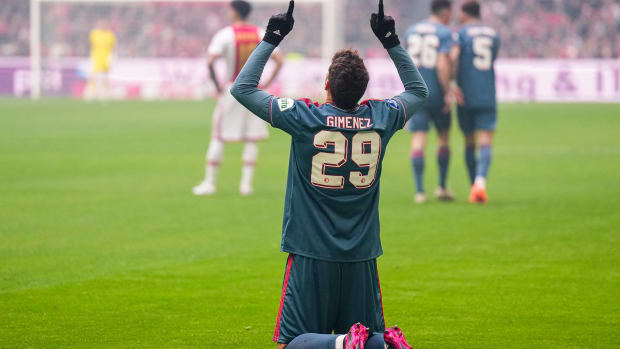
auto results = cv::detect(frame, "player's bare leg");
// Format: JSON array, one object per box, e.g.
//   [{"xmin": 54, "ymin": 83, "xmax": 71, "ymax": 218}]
[
  {"xmin": 469, "ymin": 130, "xmax": 493, "ymax": 203},
  {"xmin": 193, "ymin": 138, "xmax": 223, "ymax": 195},
  {"xmin": 85, "ymin": 76, "xmax": 95, "ymax": 101},
  {"xmin": 435, "ymin": 130, "xmax": 455, "ymax": 201},
  {"xmin": 411, "ymin": 132, "xmax": 427, "ymax": 204},
  {"xmin": 94, "ymin": 72, "xmax": 106, "ymax": 101},
  {"xmin": 86, "ymin": 72, "xmax": 104, "ymax": 101},
  {"xmin": 240, "ymin": 141, "xmax": 258, "ymax": 196},
  {"xmin": 101, "ymin": 72, "xmax": 110, "ymax": 101}
]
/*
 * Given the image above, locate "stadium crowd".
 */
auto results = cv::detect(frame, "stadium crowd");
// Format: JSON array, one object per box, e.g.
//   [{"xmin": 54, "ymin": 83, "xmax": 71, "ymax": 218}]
[{"xmin": 1, "ymin": 0, "xmax": 619, "ymax": 58}]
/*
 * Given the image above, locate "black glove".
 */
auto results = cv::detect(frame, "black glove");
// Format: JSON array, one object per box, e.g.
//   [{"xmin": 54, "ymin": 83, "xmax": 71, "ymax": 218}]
[
  {"xmin": 370, "ymin": 0, "xmax": 400, "ymax": 49},
  {"xmin": 263, "ymin": 0, "xmax": 295, "ymax": 46}
]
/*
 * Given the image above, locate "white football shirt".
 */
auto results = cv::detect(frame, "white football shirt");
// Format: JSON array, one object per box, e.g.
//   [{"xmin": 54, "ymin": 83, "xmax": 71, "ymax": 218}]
[{"xmin": 208, "ymin": 25, "xmax": 266, "ymax": 82}]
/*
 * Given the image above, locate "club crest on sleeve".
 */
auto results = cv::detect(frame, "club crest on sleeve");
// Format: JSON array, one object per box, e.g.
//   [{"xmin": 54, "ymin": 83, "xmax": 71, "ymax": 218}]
[
  {"xmin": 278, "ymin": 98, "xmax": 295, "ymax": 111},
  {"xmin": 386, "ymin": 99, "xmax": 399, "ymax": 110}
]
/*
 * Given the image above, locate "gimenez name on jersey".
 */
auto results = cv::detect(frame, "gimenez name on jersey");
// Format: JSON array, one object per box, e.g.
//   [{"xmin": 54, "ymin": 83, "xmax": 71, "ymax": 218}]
[{"xmin": 326, "ymin": 116, "xmax": 374, "ymax": 130}]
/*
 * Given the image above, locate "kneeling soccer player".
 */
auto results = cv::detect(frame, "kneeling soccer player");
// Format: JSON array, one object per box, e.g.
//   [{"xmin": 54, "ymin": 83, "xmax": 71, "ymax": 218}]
[{"xmin": 230, "ymin": 1, "xmax": 427, "ymax": 348}]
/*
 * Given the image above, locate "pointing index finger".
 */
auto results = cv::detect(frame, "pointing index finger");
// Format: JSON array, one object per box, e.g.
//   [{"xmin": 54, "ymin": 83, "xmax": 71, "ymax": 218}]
[
  {"xmin": 378, "ymin": 0, "xmax": 384, "ymax": 19},
  {"xmin": 287, "ymin": 0, "xmax": 294, "ymax": 19}
]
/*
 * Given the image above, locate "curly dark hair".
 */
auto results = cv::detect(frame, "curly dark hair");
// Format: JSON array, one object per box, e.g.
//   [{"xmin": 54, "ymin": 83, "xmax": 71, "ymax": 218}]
[{"xmin": 328, "ymin": 50, "xmax": 369, "ymax": 110}]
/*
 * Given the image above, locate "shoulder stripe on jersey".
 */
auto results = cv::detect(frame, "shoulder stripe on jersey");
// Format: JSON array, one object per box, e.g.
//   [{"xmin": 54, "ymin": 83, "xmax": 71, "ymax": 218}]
[
  {"xmin": 298, "ymin": 98, "xmax": 319, "ymax": 107},
  {"xmin": 360, "ymin": 99, "xmax": 385, "ymax": 106}
]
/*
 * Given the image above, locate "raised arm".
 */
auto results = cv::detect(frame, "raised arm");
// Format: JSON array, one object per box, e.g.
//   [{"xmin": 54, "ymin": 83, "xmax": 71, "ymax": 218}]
[
  {"xmin": 371, "ymin": 0, "xmax": 428, "ymax": 120},
  {"xmin": 230, "ymin": 0, "xmax": 295, "ymax": 122},
  {"xmin": 263, "ymin": 49, "xmax": 285, "ymax": 89},
  {"xmin": 387, "ymin": 45, "xmax": 428, "ymax": 120},
  {"xmin": 229, "ymin": 42, "xmax": 276, "ymax": 121}
]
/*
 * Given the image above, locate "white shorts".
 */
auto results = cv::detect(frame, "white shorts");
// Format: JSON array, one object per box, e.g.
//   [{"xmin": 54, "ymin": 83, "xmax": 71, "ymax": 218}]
[{"xmin": 211, "ymin": 85, "xmax": 269, "ymax": 143}]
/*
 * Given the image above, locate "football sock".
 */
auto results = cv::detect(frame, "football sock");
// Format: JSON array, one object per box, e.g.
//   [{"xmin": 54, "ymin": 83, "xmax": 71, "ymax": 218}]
[
  {"xmin": 335, "ymin": 334, "xmax": 345, "ymax": 349},
  {"xmin": 205, "ymin": 164, "xmax": 218, "ymax": 187},
  {"xmin": 437, "ymin": 146, "xmax": 450, "ymax": 189},
  {"xmin": 465, "ymin": 145, "xmax": 476, "ymax": 185},
  {"xmin": 286, "ymin": 333, "xmax": 337, "ymax": 349},
  {"xmin": 411, "ymin": 150, "xmax": 425, "ymax": 193},
  {"xmin": 241, "ymin": 142, "xmax": 258, "ymax": 188},
  {"xmin": 204, "ymin": 139, "xmax": 224, "ymax": 185},
  {"xmin": 476, "ymin": 145, "xmax": 492, "ymax": 185},
  {"xmin": 474, "ymin": 176, "xmax": 487, "ymax": 189}
]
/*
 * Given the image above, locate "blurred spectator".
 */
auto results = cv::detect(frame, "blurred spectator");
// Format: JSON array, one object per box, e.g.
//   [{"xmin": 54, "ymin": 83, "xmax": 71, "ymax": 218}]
[
  {"xmin": 0, "ymin": 0, "xmax": 29, "ymax": 56},
  {"xmin": 480, "ymin": 0, "xmax": 620, "ymax": 58},
  {"xmin": 0, "ymin": 0, "xmax": 618, "ymax": 59}
]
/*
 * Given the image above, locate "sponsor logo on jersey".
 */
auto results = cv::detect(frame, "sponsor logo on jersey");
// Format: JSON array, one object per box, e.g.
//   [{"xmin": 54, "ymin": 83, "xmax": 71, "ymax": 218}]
[
  {"xmin": 278, "ymin": 98, "xmax": 295, "ymax": 111},
  {"xmin": 386, "ymin": 99, "xmax": 400, "ymax": 110}
]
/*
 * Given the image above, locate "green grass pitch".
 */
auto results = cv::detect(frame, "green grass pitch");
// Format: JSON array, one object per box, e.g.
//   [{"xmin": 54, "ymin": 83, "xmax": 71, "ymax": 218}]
[{"xmin": 1, "ymin": 100, "xmax": 619, "ymax": 348}]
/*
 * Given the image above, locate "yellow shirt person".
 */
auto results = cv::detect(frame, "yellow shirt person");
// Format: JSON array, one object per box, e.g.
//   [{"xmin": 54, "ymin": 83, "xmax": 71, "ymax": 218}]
[{"xmin": 90, "ymin": 28, "xmax": 116, "ymax": 73}]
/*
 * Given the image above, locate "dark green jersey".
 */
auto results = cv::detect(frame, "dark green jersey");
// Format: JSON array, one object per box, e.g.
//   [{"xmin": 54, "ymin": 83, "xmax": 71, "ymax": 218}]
[
  {"xmin": 269, "ymin": 99, "xmax": 406, "ymax": 261},
  {"xmin": 231, "ymin": 42, "xmax": 428, "ymax": 262}
]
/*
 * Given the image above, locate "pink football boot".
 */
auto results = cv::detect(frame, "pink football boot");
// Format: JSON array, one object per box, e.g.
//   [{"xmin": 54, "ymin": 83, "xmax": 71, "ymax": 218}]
[
  {"xmin": 384, "ymin": 326, "xmax": 413, "ymax": 349},
  {"xmin": 344, "ymin": 323, "xmax": 369, "ymax": 349}
]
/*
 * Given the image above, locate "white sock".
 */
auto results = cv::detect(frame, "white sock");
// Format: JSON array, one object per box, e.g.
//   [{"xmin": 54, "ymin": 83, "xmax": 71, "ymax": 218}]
[
  {"xmin": 240, "ymin": 165, "xmax": 254, "ymax": 188},
  {"xmin": 334, "ymin": 335, "xmax": 345, "ymax": 349},
  {"xmin": 240, "ymin": 142, "xmax": 258, "ymax": 188},
  {"xmin": 205, "ymin": 164, "xmax": 218, "ymax": 186},
  {"xmin": 475, "ymin": 176, "xmax": 487, "ymax": 189},
  {"xmin": 204, "ymin": 139, "xmax": 224, "ymax": 185}
]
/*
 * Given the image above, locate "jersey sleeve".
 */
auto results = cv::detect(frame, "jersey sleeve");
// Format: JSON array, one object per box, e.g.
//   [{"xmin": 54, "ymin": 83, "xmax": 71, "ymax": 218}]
[
  {"xmin": 365, "ymin": 99, "xmax": 407, "ymax": 136},
  {"xmin": 268, "ymin": 98, "xmax": 311, "ymax": 137},
  {"xmin": 387, "ymin": 45, "xmax": 429, "ymax": 126},
  {"xmin": 207, "ymin": 28, "xmax": 229, "ymax": 56},
  {"xmin": 438, "ymin": 28, "xmax": 456, "ymax": 53}
]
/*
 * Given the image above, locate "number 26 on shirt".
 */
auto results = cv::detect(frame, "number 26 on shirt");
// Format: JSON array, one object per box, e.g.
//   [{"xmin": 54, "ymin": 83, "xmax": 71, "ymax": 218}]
[{"xmin": 311, "ymin": 130, "xmax": 381, "ymax": 190}]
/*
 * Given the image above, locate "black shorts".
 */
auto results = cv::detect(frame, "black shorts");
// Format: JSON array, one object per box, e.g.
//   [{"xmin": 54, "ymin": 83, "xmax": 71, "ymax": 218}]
[{"xmin": 273, "ymin": 254, "xmax": 385, "ymax": 344}]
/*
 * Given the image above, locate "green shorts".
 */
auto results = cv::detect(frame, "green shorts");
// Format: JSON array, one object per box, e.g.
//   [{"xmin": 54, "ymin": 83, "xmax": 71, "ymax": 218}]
[{"xmin": 273, "ymin": 254, "xmax": 385, "ymax": 344}]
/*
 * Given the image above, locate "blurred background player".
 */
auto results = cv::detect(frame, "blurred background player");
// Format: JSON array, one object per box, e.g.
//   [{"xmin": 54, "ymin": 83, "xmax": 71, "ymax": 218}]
[
  {"xmin": 405, "ymin": 0, "xmax": 456, "ymax": 204},
  {"xmin": 87, "ymin": 20, "xmax": 116, "ymax": 100},
  {"xmin": 193, "ymin": 0, "xmax": 284, "ymax": 196},
  {"xmin": 451, "ymin": 1, "xmax": 500, "ymax": 203}
]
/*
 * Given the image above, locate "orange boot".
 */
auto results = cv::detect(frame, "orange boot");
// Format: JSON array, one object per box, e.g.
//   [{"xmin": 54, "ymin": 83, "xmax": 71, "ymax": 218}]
[{"xmin": 469, "ymin": 182, "xmax": 488, "ymax": 204}]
